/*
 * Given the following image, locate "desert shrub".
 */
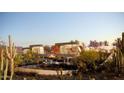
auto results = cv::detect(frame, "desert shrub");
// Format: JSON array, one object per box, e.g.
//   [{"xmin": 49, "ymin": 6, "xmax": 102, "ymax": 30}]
[
  {"xmin": 79, "ymin": 50, "xmax": 100, "ymax": 63},
  {"xmin": 73, "ymin": 50, "xmax": 109, "ymax": 73},
  {"xmin": 15, "ymin": 54, "xmax": 23, "ymax": 66},
  {"xmin": 22, "ymin": 50, "xmax": 34, "ymax": 65}
]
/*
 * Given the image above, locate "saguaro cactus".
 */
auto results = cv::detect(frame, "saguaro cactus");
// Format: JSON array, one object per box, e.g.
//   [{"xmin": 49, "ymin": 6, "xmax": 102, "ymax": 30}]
[
  {"xmin": 0, "ymin": 46, "xmax": 8, "ymax": 80},
  {"xmin": 114, "ymin": 32, "xmax": 124, "ymax": 73},
  {"xmin": 122, "ymin": 32, "xmax": 124, "ymax": 54},
  {"xmin": 121, "ymin": 32, "xmax": 124, "ymax": 72},
  {"xmin": 0, "ymin": 49, "xmax": 4, "ymax": 79},
  {"xmin": 0, "ymin": 49, "xmax": 3, "ymax": 72},
  {"xmin": 5, "ymin": 35, "xmax": 16, "ymax": 80}
]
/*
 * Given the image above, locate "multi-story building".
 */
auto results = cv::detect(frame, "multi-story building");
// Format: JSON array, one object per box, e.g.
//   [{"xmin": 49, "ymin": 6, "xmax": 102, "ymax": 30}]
[
  {"xmin": 52, "ymin": 40, "xmax": 84, "ymax": 56},
  {"xmin": 30, "ymin": 44, "xmax": 44, "ymax": 54},
  {"xmin": 23, "ymin": 44, "xmax": 44, "ymax": 54}
]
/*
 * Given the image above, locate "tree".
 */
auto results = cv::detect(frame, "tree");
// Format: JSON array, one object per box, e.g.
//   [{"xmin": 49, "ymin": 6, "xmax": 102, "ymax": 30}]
[
  {"xmin": 104, "ymin": 41, "xmax": 109, "ymax": 46},
  {"xmin": 44, "ymin": 45, "xmax": 51, "ymax": 54},
  {"xmin": 89, "ymin": 40, "xmax": 99, "ymax": 47}
]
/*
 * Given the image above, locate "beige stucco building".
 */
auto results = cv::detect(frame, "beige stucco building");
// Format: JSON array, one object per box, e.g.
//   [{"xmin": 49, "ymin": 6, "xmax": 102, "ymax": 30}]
[{"xmin": 30, "ymin": 44, "xmax": 44, "ymax": 54}]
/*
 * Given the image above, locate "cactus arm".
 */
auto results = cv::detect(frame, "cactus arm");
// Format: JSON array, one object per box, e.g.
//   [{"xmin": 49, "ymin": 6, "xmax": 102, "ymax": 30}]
[
  {"xmin": 0, "ymin": 49, "xmax": 4, "ymax": 80},
  {"xmin": 6, "ymin": 46, "xmax": 11, "ymax": 60},
  {"xmin": 0, "ymin": 49, "xmax": 3, "ymax": 71},
  {"xmin": 12, "ymin": 44, "xmax": 16, "ymax": 58},
  {"xmin": 4, "ymin": 59, "xmax": 9, "ymax": 80},
  {"xmin": 9, "ymin": 35, "xmax": 12, "ymax": 58},
  {"xmin": 10, "ymin": 59, "xmax": 14, "ymax": 80}
]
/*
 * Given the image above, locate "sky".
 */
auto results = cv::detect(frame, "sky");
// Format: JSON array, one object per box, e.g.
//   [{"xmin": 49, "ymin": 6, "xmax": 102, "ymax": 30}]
[{"xmin": 0, "ymin": 12, "xmax": 124, "ymax": 47}]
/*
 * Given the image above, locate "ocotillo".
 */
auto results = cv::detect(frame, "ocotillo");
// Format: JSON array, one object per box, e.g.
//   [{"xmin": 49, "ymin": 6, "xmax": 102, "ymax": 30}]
[{"xmin": 5, "ymin": 35, "xmax": 16, "ymax": 80}]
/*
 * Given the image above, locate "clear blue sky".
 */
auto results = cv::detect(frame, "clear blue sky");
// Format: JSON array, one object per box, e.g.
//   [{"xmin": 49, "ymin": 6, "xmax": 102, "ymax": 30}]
[{"xmin": 0, "ymin": 12, "xmax": 124, "ymax": 47}]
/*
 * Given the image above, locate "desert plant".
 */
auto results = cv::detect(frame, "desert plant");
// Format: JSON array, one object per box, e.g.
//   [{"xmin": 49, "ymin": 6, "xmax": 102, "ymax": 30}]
[
  {"xmin": 4, "ymin": 59, "xmax": 9, "ymax": 80},
  {"xmin": 0, "ymin": 48, "xmax": 3, "ymax": 79},
  {"xmin": 56, "ymin": 68, "xmax": 63, "ymax": 80},
  {"xmin": 33, "ymin": 53, "xmax": 41, "ymax": 64},
  {"xmin": 5, "ymin": 35, "xmax": 16, "ymax": 80},
  {"xmin": 78, "ymin": 50, "xmax": 100, "ymax": 72},
  {"xmin": 23, "ymin": 50, "xmax": 34, "ymax": 64},
  {"xmin": 79, "ymin": 50, "xmax": 100, "ymax": 62},
  {"xmin": 114, "ymin": 48, "xmax": 124, "ymax": 73},
  {"xmin": 0, "ymin": 49, "xmax": 4, "ymax": 72},
  {"xmin": 111, "ymin": 32, "xmax": 124, "ymax": 73},
  {"xmin": 15, "ymin": 54, "xmax": 23, "ymax": 66},
  {"xmin": 0, "ymin": 43, "xmax": 9, "ymax": 80}
]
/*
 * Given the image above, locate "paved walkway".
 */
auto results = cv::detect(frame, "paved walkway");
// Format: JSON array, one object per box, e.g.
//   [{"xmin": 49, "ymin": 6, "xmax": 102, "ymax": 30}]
[{"xmin": 15, "ymin": 67, "xmax": 72, "ymax": 75}]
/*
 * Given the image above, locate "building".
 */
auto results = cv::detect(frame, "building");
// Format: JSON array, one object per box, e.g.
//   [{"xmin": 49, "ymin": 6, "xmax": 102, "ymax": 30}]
[
  {"xmin": 52, "ymin": 40, "xmax": 84, "ymax": 56},
  {"xmin": 22, "ymin": 47, "xmax": 30, "ymax": 54},
  {"xmin": 16, "ymin": 47, "xmax": 23, "ymax": 54},
  {"xmin": 30, "ymin": 44, "xmax": 44, "ymax": 54},
  {"xmin": 44, "ymin": 45, "xmax": 51, "ymax": 54},
  {"xmin": 22, "ymin": 44, "xmax": 44, "ymax": 54}
]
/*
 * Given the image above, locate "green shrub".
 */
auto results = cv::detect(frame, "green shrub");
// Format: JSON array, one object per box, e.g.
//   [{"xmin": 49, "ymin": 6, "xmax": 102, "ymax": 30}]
[
  {"xmin": 79, "ymin": 50, "xmax": 100, "ymax": 63},
  {"xmin": 15, "ymin": 54, "xmax": 23, "ymax": 66}
]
